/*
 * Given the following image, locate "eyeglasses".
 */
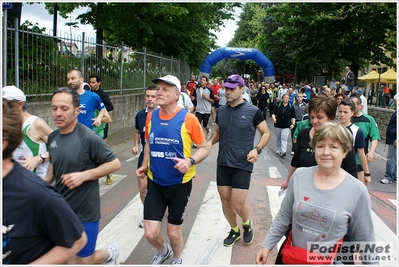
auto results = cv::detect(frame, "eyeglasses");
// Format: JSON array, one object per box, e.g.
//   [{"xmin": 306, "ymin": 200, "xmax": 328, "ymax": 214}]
[{"xmin": 226, "ymin": 76, "xmax": 243, "ymax": 86}]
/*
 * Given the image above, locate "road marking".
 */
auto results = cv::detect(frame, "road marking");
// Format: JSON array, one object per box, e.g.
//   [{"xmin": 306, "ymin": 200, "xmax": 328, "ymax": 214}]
[
  {"xmin": 268, "ymin": 167, "xmax": 282, "ymax": 179},
  {"xmin": 96, "ymin": 193, "xmax": 144, "ymax": 263},
  {"xmin": 182, "ymin": 181, "xmax": 231, "ymax": 265},
  {"xmin": 266, "ymin": 186, "xmax": 286, "ymax": 250},
  {"xmin": 126, "ymin": 155, "xmax": 139, "ymax": 162},
  {"xmin": 389, "ymin": 199, "xmax": 397, "ymax": 207},
  {"xmin": 99, "ymin": 174, "xmax": 127, "ymax": 197}
]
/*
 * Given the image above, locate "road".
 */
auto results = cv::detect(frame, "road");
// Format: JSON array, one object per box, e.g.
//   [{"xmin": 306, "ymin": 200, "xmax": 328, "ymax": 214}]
[{"xmin": 97, "ymin": 117, "xmax": 397, "ymax": 265}]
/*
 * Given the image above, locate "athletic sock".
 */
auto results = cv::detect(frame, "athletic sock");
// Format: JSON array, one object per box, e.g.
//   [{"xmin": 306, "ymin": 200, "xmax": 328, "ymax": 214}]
[
  {"xmin": 172, "ymin": 257, "xmax": 182, "ymax": 264},
  {"xmin": 159, "ymin": 244, "xmax": 168, "ymax": 256},
  {"xmin": 232, "ymin": 226, "xmax": 239, "ymax": 232},
  {"xmin": 242, "ymin": 219, "xmax": 250, "ymax": 226}
]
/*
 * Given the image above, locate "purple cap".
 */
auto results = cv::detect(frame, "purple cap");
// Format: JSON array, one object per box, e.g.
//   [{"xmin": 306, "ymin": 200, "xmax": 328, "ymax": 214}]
[{"xmin": 223, "ymin": 74, "xmax": 244, "ymax": 88}]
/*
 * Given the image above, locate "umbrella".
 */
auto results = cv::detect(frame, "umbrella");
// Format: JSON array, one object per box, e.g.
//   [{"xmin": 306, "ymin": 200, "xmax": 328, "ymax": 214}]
[
  {"xmin": 357, "ymin": 70, "xmax": 380, "ymax": 83},
  {"xmin": 380, "ymin": 69, "xmax": 397, "ymax": 84}
]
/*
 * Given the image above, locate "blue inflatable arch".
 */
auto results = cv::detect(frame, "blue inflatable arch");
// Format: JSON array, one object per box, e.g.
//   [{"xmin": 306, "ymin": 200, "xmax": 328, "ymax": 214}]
[{"xmin": 198, "ymin": 47, "xmax": 275, "ymax": 83}]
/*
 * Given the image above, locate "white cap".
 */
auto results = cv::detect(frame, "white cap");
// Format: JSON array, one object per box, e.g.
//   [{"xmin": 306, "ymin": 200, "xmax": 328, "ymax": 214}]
[
  {"xmin": 2, "ymin": 85, "xmax": 26, "ymax": 101},
  {"xmin": 152, "ymin": 75, "xmax": 181, "ymax": 91}
]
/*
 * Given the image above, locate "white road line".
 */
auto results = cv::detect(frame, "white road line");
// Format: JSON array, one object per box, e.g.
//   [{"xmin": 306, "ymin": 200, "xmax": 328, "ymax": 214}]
[
  {"xmin": 182, "ymin": 181, "xmax": 231, "ymax": 265},
  {"xmin": 268, "ymin": 167, "xmax": 282, "ymax": 179},
  {"xmin": 126, "ymin": 155, "xmax": 139, "ymax": 162},
  {"xmin": 96, "ymin": 193, "xmax": 144, "ymax": 263},
  {"xmin": 99, "ymin": 174, "xmax": 127, "ymax": 197},
  {"xmin": 266, "ymin": 186, "xmax": 286, "ymax": 250},
  {"xmin": 388, "ymin": 199, "xmax": 397, "ymax": 207}
]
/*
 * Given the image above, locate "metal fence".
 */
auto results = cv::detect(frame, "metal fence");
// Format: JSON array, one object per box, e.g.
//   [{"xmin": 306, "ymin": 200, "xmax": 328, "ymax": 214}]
[{"xmin": 2, "ymin": 20, "xmax": 192, "ymax": 100}]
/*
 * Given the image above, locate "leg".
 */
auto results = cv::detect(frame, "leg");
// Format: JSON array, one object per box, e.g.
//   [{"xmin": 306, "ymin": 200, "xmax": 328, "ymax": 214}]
[
  {"xmin": 230, "ymin": 188, "xmax": 250, "ymax": 222},
  {"xmin": 275, "ymin": 128, "xmax": 282, "ymax": 153},
  {"xmin": 280, "ymin": 128, "xmax": 290, "ymax": 153},
  {"xmin": 167, "ymin": 223, "xmax": 184, "ymax": 259},
  {"xmin": 384, "ymin": 144, "xmax": 397, "ymax": 182},
  {"xmin": 144, "ymin": 220, "xmax": 165, "ymax": 250},
  {"xmin": 217, "ymin": 186, "xmax": 237, "ymax": 228}
]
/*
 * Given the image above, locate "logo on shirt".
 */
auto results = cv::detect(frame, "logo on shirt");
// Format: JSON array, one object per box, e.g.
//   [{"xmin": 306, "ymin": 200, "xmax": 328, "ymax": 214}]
[{"xmin": 50, "ymin": 140, "xmax": 58, "ymax": 148}]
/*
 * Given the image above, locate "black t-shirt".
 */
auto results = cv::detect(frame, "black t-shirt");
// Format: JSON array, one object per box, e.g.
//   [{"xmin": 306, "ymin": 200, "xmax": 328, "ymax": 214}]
[
  {"xmin": 2, "ymin": 161, "xmax": 84, "ymax": 264},
  {"xmin": 291, "ymin": 128, "xmax": 358, "ymax": 178},
  {"xmin": 48, "ymin": 123, "xmax": 117, "ymax": 222}
]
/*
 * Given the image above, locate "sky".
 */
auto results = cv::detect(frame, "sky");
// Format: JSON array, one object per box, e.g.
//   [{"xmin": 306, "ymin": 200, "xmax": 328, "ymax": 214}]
[{"xmin": 20, "ymin": 2, "xmax": 242, "ymax": 48}]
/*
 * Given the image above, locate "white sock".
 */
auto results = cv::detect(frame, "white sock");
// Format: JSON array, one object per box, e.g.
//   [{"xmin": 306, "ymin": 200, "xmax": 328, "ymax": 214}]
[{"xmin": 159, "ymin": 244, "xmax": 168, "ymax": 256}]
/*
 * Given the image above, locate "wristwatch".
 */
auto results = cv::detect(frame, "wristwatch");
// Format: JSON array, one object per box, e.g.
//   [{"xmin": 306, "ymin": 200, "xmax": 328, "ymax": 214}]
[
  {"xmin": 364, "ymin": 172, "xmax": 371, "ymax": 177},
  {"xmin": 189, "ymin": 157, "xmax": 196, "ymax": 165},
  {"xmin": 254, "ymin": 146, "xmax": 262, "ymax": 154},
  {"xmin": 39, "ymin": 153, "xmax": 46, "ymax": 163}
]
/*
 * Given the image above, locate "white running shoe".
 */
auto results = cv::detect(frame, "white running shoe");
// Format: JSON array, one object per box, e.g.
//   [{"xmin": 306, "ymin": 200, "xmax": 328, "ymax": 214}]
[
  {"xmin": 150, "ymin": 244, "xmax": 173, "ymax": 265},
  {"xmin": 104, "ymin": 243, "xmax": 120, "ymax": 265},
  {"xmin": 139, "ymin": 220, "xmax": 144, "ymax": 228}
]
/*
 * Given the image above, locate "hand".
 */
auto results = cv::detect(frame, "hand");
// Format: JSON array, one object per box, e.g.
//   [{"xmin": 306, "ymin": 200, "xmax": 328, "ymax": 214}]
[
  {"xmin": 394, "ymin": 140, "xmax": 397, "ymax": 147},
  {"xmin": 136, "ymin": 166, "xmax": 147, "ymax": 179},
  {"xmin": 61, "ymin": 172, "xmax": 87, "ymax": 190},
  {"xmin": 19, "ymin": 153, "xmax": 41, "ymax": 172},
  {"xmin": 364, "ymin": 175, "xmax": 371, "ymax": 186},
  {"xmin": 255, "ymin": 247, "xmax": 270, "ymax": 264},
  {"xmin": 172, "ymin": 157, "xmax": 191, "ymax": 174},
  {"xmin": 247, "ymin": 149, "xmax": 259, "ymax": 163},
  {"xmin": 91, "ymin": 117, "xmax": 102, "ymax": 127},
  {"xmin": 280, "ymin": 180, "xmax": 289, "ymax": 190},
  {"xmin": 132, "ymin": 146, "xmax": 139, "ymax": 155},
  {"xmin": 366, "ymin": 151, "xmax": 374, "ymax": 163}
]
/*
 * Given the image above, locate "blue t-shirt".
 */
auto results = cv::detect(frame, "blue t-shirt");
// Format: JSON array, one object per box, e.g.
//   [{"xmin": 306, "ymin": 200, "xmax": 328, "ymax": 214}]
[
  {"xmin": 135, "ymin": 108, "xmax": 148, "ymax": 157},
  {"xmin": 78, "ymin": 90, "xmax": 104, "ymax": 129}
]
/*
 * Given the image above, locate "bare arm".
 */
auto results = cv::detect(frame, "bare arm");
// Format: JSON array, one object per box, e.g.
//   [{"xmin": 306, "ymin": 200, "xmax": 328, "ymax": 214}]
[
  {"xmin": 132, "ymin": 129, "xmax": 141, "ymax": 155},
  {"xmin": 100, "ymin": 108, "xmax": 112, "ymax": 124},
  {"xmin": 366, "ymin": 139, "xmax": 378, "ymax": 163},
  {"xmin": 30, "ymin": 232, "xmax": 87, "ymax": 264},
  {"xmin": 92, "ymin": 108, "xmax": 105, "ymax": 126},
  {"xmin": 357, "ymin": 148, "xmax": 371, "ymax": 185},
  {"xmin": 43, "ymin": 164, "xmax": 55, "ymax": 185},
  {"xmin": 61, "ymin": 158, "xmax": 121, "ymax": 190},
  {"xmin": 208, "ymin": 124, "xmax": 220, "ymax": 145},
  {"xmin": 247, "ymin": 120, "xmax": 271, "ymax": 164},
  {"xmin": 281, "ymin": 165, "xmax": 297, "ymax": 190},
  {"xmin": 136, "ymin": 140, "xmax": 150, "ymax": 179}
]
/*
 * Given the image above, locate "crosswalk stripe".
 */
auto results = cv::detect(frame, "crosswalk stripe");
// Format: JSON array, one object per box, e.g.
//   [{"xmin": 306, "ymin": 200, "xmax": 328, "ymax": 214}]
[
  {"xmin": 182, "ymin": 181, "xmax": 231, "ymax": 265},
  {"xmin": 268, "ymin": 167, "xmax": 282, "ymax": 179},
  {"xmin": 96, "ymin": 193, "xmax": 144, "ymax": 263},
  {"xmin": 266, "ymin": 186, "xmax": 286, "ymax": 250},
  {"xmin": 389, "ymin": 199, "xmax": 397, "ymax": 207},
  {"xmin": 99, "ymin": 174, "xmax": 127, "ymax": 196}
]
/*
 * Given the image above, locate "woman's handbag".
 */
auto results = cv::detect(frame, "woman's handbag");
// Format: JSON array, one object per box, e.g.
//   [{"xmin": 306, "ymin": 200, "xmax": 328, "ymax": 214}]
[{"xmin": 281, "ymin": 230, "xmax": 344, "ymax": 265}]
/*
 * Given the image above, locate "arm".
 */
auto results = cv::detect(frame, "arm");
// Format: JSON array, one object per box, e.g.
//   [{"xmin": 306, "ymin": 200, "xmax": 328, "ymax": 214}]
[
  {"xmin": 366, "ymin": 139, "xmax": 378, "ymax": 163},
  {"xmin": 100, "ymin": 108, "xmax": 112, "ymax": 124},
  {"xmin": 92, "ymin": 108, "xmax": 105, "ymax": 126},
  {"xmin": 136, "ymin": 140, "xmax": 150, "ymax": 179},
  {"xmin": 30, "ymin": 232, "xmax": 87, "ymax": 264},
  {"xmin": 357, "ymin": 148, "xmax": 371, "ymax": 186},
  {"xmin": 43, "ymin": 163, "xmax": 55, "ymax": 184},
  {"xmin": 247, "ymin": 120, "xmax": 271, "ymax": 163},
  {"xmin": 131, "ymin": 129, "xmax": 141, "ymax": 155},
  {"xmin": 61, "ymin": 158, "xmax": 121, "ymax": 190},
  {"xmin": 172, "ymin": 139, "xmax": 211, "ymax": 174},
  {"xmin": 208, "ymin": 124, "xmax": 220, "ymax": 145},
  {"xmin": 281, "ymin": 165, "xmax": 297, "ymax": 190},
  {"xmin": 20, "ymin": 119, "xmax": 53, "ymax": 171}
]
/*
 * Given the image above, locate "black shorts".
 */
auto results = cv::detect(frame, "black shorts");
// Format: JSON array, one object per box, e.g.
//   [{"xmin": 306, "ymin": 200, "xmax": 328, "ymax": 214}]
[
  {"xmin": 103, "ymin": 123, "xmax": 109, "ymax": 139},
  {"xmin": 356, "ymin": 164, "xmax": 363, "ymax": 172},
  {"xmin": 212, "ymin": 101, "xmax": 220, "ymax": 108},
  {"xmin": 144, "ymin": 178, "xmax": 192, "ymax": 225},
  {"xmin": 195, "ymin": 113, "xmax": 211, "ymax": 128},
  {"xmin": 216, "ymin": 165, "xmax": 251, "ymax": 190}
]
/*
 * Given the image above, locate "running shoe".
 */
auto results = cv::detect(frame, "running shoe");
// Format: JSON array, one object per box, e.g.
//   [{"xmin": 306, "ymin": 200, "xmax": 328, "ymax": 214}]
[
  {"xmin": 106, "ymin": 173, "xmax": 114, "ymax": 185},
  {"xmin": 150, "ymin": 244, "xmax": 173, "ymax": 265},
  {"xmin": 291, "ymin": 151, "xmax": 295, "ymax": 155},
  {"xmin": 104, "ymin": 243, "xmax": 120, "ymax": 265},
  {"xmin": 380, "ymin": 178, "xmax": 393, "ymax": 184},
  {"xmin": 139, "ymin": 220, "xmax": 144, "ymax": 228},
  {"xmin": 223, "ymin": 228, "xmax": 241, "ymax": 247},
  {"xmin": 171, "ymin": 259, "xmax": 182, "ymax": 265},
  {"xmin": 243, "ymin": 219, "xmax": 254, "ymax": 244},
  {"xmin": 280, "ymin": 152, "xmax": 286, "ymax": 158}
]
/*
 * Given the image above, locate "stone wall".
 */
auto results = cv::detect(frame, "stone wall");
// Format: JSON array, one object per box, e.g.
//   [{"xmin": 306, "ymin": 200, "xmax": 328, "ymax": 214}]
[
  {"xmin": 24, "ymin": 95, "xmax": 395, "ymax": 145},
  {"xmin": 367, "ymin": 106, "xmax": 395, "ymax": 141}
]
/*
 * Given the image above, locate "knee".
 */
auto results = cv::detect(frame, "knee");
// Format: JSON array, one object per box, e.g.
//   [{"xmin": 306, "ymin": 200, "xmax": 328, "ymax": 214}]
[
  {"xmin": 167, "ymin": 227, "xmax": 182, "ymax": 242},
  {"xmin": 145, "ymin": 228, "xmax": 159, "ymax": 242}
]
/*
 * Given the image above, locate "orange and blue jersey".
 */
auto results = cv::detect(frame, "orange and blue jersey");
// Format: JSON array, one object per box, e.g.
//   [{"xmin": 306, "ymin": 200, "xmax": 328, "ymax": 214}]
[{"xmin": 145, "ymin": 107, "xmax": 205, "ymax": 186}]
